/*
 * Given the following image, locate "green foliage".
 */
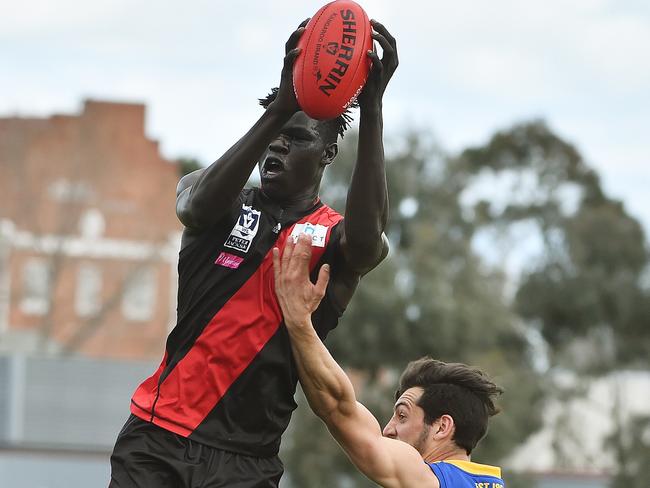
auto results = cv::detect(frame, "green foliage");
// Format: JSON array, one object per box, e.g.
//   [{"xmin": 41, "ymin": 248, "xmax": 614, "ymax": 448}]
[
  {"xmin": 456, "ymin": 119, "xmax": 649, "ymax": 370},
  {"xmin": 177, "ymin": 157, "xmax": 203, "ymax": 177}
]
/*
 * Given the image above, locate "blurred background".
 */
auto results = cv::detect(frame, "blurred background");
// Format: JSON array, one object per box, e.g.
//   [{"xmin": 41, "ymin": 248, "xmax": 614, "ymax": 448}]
[{"xmin": 1, "ymin": 1, "xmax": 648, "ymax": 487}]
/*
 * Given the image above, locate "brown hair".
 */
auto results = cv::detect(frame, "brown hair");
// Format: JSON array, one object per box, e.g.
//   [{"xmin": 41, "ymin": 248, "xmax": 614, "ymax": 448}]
[{"xmin": 396, "ymin": 358, "xmax": 503, "ymax": 454}]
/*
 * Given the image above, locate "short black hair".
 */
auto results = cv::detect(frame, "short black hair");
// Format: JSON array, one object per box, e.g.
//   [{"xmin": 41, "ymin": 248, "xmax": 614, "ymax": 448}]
[
  {"xmin": 259, "ymin": 87, "xmax": 356, "ymax": 142},
  {"xmin": 396, "ymin": 358, "xmax": 503, "ymax": 455}
]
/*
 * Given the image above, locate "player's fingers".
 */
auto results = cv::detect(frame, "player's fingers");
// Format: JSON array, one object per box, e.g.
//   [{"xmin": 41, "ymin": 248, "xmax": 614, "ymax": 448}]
[
  {"xmin": 372, "ymin": 36, "xmax": 398, "ymax": 75},
  {"xmin": 371, "ymin": 32, "xmax": 394, "ymax": 58},
  {"xmin": 370, "ymin": 19, "xmax": 396, "ymax": 48},
  {"xmin": 284, "ymin": 17, "xmax": 310, "ymax": 54},
  {"xmin": 288, "ymin": 234, "xmax": 312, "ymax": 277},
  {"xmin": 282, "ymin": 237, "xmax": 295, "ymax": 272},
  {"xmin": 272, "ymin": 247, "xmax": 282, "ymax": 288},
  {"xmin": 371, "ymin": 20, "xmax": 398, "ymax": 72},
  {"xmin": 367, "ymin": 50, "xmax": 383, "ymax": 73},
  {"xmin": 283, "ymin": 47, "xmax": 302, "ymax": 70},
  {"xmin": 314, "ymin": 264, "xmax": 330, "ymax": 300},
  {"xmin": 286, "ymin": 27, "xmax": 306, "ymax": 53}
]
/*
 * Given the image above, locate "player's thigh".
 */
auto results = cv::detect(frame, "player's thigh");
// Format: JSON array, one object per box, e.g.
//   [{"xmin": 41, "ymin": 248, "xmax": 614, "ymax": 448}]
[
  {"xmin": 109, "ymin": 415, "xmax": 188, "ymax": 488},
  {"xmin": 201, "ymin": 449, "xmax": 284, "ymax": 488}
]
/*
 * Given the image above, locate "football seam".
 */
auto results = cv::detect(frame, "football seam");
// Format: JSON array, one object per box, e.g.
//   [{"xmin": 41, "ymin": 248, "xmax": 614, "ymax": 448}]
[
  {"xmin": 339, "ymin": 5, "xmax": 370, "ymax": 113},
  {"xmin": 294, "ymin": 5, "xmax": 330, "ymax": 112}
]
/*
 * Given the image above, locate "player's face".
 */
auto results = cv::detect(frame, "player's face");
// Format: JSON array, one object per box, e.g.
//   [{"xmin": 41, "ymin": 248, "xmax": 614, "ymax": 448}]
[
  {"xmin": 259, "ymin": 111, "xmax": 332, "ymax": 203},
  {"xmin": 382, "ymin": 387, "xmax": 432, "ymax": 455}
]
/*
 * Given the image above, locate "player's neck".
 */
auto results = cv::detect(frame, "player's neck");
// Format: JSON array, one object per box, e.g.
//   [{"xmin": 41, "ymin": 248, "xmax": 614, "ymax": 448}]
[
  {"xmin": 279, "ymin": 189, "xmax": 320, "ymax": 213},
  {"xmin": 423, "ymin": 444, "xmax": 470, "ymax": 464}
]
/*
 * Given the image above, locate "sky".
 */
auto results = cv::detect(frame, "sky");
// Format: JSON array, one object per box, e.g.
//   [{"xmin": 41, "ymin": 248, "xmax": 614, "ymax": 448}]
[{"xmin": 2, "ymin": 0, "xmax": 649, "ymax": 233}]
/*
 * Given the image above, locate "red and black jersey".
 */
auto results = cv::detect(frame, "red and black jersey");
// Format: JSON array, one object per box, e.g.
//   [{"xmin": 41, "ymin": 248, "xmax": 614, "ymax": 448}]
[{"xmin": 131, "ymin": 188, "xmax": 344, "ymax": 457}]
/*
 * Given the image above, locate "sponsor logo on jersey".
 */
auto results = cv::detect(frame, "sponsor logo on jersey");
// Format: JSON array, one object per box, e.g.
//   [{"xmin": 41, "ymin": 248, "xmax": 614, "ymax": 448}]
[
  {"xmin": 215, "ymin": 252, "xmax": 244, "ymax": 269},
  {"xmin": 224, "ymin": 205, "xmax": 261, "ymax": 253},
  {"xmin": 290, "ymin": 222, "xmax": 329, "ymax": 248}
]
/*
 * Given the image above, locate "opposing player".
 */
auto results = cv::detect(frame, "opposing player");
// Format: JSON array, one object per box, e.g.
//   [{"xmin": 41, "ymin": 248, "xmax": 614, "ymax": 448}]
[
  {"xmin": 273, "ymin": 234, "xmax": 506, "ymax": 488},
  {"xmin": 109, "ymin": 18, "xmax": 398, "ymax": 488}
]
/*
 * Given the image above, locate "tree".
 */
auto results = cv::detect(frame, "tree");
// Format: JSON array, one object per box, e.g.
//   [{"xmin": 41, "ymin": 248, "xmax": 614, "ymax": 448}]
[
  {"xmin": 453, "ymin": 119, "xmax": 650, "ymax": 480},
  {"xmin": 454, "ymin": 119, "xmax": 649, "ymax": 370}
]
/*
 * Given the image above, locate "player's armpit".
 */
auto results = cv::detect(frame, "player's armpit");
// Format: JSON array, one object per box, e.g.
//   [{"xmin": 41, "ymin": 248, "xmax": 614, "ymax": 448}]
[{"xmin": 326, "ymin": 232, "xmax": 388, "ymax": 312}]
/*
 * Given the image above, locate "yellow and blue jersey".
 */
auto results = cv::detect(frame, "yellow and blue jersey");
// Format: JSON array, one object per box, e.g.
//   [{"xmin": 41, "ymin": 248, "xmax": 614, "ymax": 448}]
[{"xmin": 428, "ymin": 460, "xmax": 505, "ymax": 488}]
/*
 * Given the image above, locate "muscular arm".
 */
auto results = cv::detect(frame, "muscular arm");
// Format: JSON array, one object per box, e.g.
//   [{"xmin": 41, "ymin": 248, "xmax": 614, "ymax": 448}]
[
  {"xmin": 332, "ymin": 21, "xmax": 398, "ymax": 306},
  {"xmin": 341, "ymin": 21, "xmax": 398, "ymax": 269},
  {"xmin": 176, "ymin": 106, "xmax": 295, "ymax": 229},
  {"xmin": 176, "ymin": 22, "xmax": 307, "ymax": 232},
  {"xmin": 273, "ymin": 236, "xmax": 437, "ymax": 488},
  {"xmin": 341, "ymin": 104, "xmax": 389, "ymax": 271}
]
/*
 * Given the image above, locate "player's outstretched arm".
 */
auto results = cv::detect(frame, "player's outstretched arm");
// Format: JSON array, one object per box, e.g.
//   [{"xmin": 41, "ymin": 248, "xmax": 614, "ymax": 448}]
[
  {"xmin": 273, "ymin": 235, "xmax": 437, "ymax": 488},
  {"xmin": 176, "ymin": 20, "xmax": 308, "ymax": 233},
  {"xmin": 337, "ymin": 20, "xmax": 398, "ymax": 279}
]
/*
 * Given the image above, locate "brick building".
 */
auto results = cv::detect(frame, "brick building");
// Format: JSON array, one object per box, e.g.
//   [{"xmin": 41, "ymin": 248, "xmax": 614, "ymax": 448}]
[{"xmin": 0, "ymin": 100, "xmax": 182, "ymax": 359}]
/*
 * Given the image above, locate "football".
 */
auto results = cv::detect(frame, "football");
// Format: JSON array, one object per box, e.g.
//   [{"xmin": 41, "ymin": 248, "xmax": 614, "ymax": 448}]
[{"xmin": 293, "ymin": 0, "xmax": 373, "ymax": 120}]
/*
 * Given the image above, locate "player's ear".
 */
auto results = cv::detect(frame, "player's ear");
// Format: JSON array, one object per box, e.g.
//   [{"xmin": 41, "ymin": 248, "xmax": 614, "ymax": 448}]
[
  {"xmin": 322, "ymin": 142, "xmax": 338, "ymax": 166},
  {"xmin": 433, "ymin": 414, "xmax": 455, "ymax": 440}
]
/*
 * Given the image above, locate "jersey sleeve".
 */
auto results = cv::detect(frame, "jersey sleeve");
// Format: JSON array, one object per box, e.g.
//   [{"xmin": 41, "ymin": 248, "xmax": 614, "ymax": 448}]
[{"xmin": 428, "ymin": 463, "xmax": 448, "ymax": 488}]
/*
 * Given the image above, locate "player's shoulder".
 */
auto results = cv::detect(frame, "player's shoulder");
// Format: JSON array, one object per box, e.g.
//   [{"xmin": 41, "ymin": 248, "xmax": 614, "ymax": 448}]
[
  {"xmin": 430, "ymin": 460, "xmax": 504, "ymax": 488},
  {"xmin": 180, "ymin": 188, "xmax": 250, "ymax": 252},
  {"xmin": 312, "ymin": 200, "xmax": 344, "ymax": 226},
  {"xmin": 176, "ymin": 168, "xmax": 205, "ymax": 197},
  {"xmin": 381, "ymin": 437, "xmax": 440, "ymax": 488}
]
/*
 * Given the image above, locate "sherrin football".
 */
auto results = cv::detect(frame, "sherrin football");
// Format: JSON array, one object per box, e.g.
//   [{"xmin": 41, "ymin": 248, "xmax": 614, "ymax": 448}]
[{"xmin": 293, "ymin": 0, "xmax": 373, "ymax": 120}]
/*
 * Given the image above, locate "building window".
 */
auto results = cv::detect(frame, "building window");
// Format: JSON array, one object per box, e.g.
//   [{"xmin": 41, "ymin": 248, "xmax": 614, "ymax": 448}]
[
  {"xmin": 48, "ymin": 178, "xmax": 93, "ymax": 203},
  {"xmin": 20, "ymin": 258, "xmax": 51, "ymax": 315},
  {"xmin": 121, "ymin": 267, "xmax": 157, "ymax": 321},
  {"xmin": 75, "ymin": 264, "xmax": 102, "ymax": 318},
  {"xmin": 78, "ymin": 208, "xmax": 105, "ymax": 239}
]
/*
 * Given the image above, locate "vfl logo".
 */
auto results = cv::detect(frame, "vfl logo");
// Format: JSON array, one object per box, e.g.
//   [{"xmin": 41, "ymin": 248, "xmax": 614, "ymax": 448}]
[
  {"xmin": 326, "ymin": 42, "xmax": 339, "ymax": 55},
  {"xmin": 241, "ymin": 211, "xmax": 258, "ymax": 230},
  {"xmin": 224, "ymin": 205, "xmax": 261, "ymax": 253}
]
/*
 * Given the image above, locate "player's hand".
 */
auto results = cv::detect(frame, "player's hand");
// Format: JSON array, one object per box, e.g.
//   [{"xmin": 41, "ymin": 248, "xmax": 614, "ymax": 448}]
[
  {"xmin": 357, "ymin": 20, "xmax": 398, "ymax": 113},
  {"xmin": 271, "ymin": 18, "xmax": 310, "ymax": 115},
  {"xmin": 273, "ymin": 234, "xmax": 330, "ymax": 330}
]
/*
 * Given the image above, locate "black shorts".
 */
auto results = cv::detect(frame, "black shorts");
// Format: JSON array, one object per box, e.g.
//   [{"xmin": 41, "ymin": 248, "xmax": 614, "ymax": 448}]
[{"xmin": 109, "ymin": 415, "xmax": 284, "ymax": 488}]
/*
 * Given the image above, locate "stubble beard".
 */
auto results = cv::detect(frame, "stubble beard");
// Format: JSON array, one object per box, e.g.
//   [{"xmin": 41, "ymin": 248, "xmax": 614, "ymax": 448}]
[{"xmin": 413, "ymin": 423, "xmax": 431, "ymax": 455}]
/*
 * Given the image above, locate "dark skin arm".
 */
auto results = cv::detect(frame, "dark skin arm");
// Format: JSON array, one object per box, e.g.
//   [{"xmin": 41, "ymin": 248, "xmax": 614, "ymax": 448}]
[
  {"xmin": 175, "ymin": 21, "xmax": 308, "ymax": 248},
  {"xmin": 331, "ymin": 20, "xmax": 398, "ymax": 307}
]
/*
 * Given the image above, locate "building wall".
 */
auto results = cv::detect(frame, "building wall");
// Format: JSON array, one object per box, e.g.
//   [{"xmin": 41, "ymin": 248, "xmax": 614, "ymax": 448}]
[{"xmin": 0, "ymin": 100, "xmax": 182, "ymax": 359}]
